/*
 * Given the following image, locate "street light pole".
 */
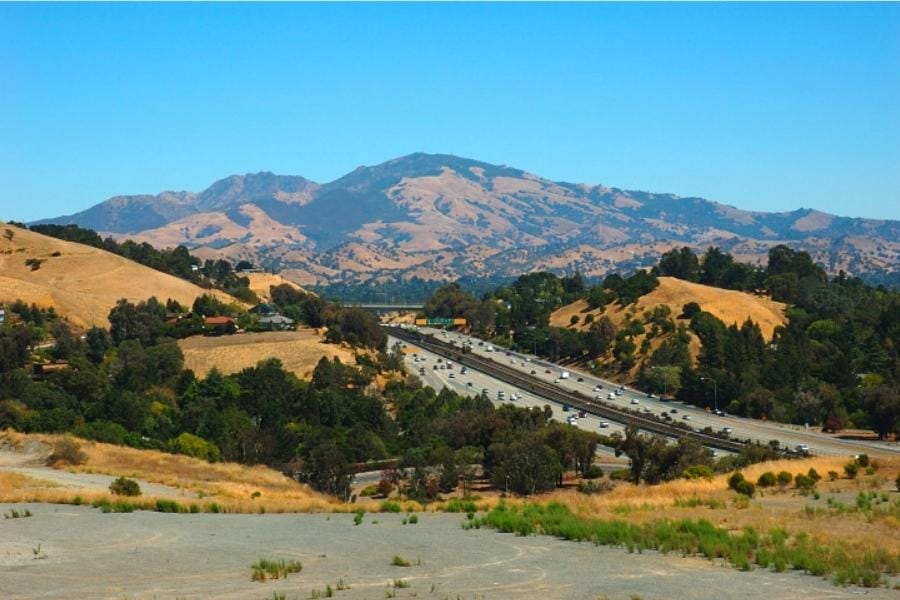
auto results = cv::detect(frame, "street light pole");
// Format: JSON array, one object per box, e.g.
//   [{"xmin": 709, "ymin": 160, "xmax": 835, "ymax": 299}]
[{"xmin": 701, "ymin": 376, "xmax": 718, "ymax": 413}]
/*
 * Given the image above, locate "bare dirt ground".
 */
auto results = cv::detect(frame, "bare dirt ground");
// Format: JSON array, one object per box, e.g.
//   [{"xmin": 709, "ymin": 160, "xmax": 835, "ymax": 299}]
[
  {"xmin": 178, "ymin": 329, "xmax": 355, "ymax": 378},
  {"xmin": 2, "ymin": 506, "xmax": 895, "ymax": 600}
]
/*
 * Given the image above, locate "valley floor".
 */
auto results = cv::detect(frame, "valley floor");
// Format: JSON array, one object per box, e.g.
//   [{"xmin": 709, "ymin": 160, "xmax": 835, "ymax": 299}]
[{"xmin": 1, "ymin": 505, "xmax": 896, "ymax": 600}]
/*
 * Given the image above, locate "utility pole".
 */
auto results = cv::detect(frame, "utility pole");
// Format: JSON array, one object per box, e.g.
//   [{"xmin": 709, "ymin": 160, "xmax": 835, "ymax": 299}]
[{"xmin": 701, "ymin": 376, "xmax": 718, "ymax": 413}]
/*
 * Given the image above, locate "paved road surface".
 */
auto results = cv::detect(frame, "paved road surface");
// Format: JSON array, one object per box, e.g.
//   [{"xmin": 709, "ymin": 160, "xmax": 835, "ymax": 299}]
[{"xmin": 396, "ymin": 328, "xmax": 899, "ymax": 459}]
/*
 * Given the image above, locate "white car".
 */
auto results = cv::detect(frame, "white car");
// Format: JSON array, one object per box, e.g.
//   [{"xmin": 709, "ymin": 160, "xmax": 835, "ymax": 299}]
[
  {"xmin": 630, "ymin": 398, "xmax": 639, "ymax": 405},
  {"xmin": 682, "ymin": 414, "xmax": 691, "ymax": 421},
  {"xmin": 598, "ymin": 421, "xmax": 610, "ymax": 428},
  {"xmin": 594, "ymin": 385, "xmax": 603, "ymax": 392}
]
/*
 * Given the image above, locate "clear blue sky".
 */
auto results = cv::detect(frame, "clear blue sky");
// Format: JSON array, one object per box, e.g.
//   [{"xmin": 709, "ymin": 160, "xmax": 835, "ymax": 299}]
[{"xmin": 2, "ymin": 2, "xmax": 898, "ymax": 221}]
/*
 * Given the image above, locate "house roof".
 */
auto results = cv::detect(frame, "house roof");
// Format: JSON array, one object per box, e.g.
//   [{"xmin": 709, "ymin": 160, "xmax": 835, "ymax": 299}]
[
  {"xmin": 204, "ymin": 316, "xmax": 235, "ymax": 325},
  {"xmin": 260, "ymin": 314, "xmax": 294, "ymax": 324}
]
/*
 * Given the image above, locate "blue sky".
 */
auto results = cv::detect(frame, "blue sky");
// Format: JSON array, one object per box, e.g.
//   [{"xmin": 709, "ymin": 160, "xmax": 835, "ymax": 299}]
[{"xmin": 2, "ymin": 2, "xmax": 898, "ymax": 221}]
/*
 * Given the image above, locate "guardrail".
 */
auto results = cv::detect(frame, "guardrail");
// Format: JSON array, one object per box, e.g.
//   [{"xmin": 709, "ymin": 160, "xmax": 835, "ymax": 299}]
[{"xmin": 388, "ymin": 327, "xmax": 750, "ymax": 454}]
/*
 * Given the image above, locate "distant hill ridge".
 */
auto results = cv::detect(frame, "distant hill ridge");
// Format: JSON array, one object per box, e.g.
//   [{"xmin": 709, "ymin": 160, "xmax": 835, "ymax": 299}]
[{"xmin": 32, "ymin": 153, "xmax": 900, "ymax": 287}]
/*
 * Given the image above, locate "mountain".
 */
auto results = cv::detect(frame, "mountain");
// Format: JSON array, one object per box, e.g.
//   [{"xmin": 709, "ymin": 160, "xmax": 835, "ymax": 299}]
[
  {"xmin": 32, "ymin": 153, "xmax": 900, "ymax": 286},
  {"xmin": 0, "ymin": 225, "xmax": 234, "ymax": 328}
]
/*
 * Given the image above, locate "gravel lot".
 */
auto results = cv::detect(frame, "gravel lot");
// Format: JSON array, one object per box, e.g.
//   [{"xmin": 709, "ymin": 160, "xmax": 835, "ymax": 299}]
[{"xmin": 1, "ymin": 504, "xmax": 893, "ymax": 600}]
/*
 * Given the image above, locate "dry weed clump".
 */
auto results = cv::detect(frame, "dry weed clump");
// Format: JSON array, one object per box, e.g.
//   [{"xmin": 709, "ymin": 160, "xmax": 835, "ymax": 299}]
[{"xmin": 45, "ymin": 436, "xmax": 87, "ymax": 467}]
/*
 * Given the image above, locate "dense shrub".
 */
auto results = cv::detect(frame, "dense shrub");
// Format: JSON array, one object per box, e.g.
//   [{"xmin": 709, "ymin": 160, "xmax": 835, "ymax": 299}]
[
  {"xmin": 109, "ymin": 476, "xmax": 142, "ymax": 496},
  {"xmin": 776, "ymin": 471, "xmax": 793, "ymax": 487},
  {"xmin": 683, "ymin": 465, "xmax": 715, "ymax": 480},
  {"xmin": 167, "ymin": 432, "xmax": 221, "ymax": 462},
  {"xmin": 756, "ymin": 472, "xmax": 776, "ymax": 488},
  {"xmin": 843, "ymin": 462, "xmax": 859, "ymax": 479}
]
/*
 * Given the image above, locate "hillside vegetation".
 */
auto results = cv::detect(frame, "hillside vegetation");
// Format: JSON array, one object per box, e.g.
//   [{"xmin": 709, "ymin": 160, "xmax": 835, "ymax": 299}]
[
  {"xmin": 0, "ymin": 225, "xmax": 233, "ymax": 328},
  {"xmin": 551, "ymin": 276, "xmax": 787, "ymax": 340}
]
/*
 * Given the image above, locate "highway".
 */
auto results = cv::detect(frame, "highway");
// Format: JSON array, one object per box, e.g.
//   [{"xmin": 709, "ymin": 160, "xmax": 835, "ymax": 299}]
[
  {"xmin": 391, "ymin": 327, "xmax": 899, "ymax": 459},
  {"xmin": 394, "ymin": 338, "xmax": 629, "ymax": 463}
]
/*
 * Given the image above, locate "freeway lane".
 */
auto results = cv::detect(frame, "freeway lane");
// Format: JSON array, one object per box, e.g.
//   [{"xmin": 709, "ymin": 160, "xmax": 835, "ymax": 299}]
[
  {"xmin": 393, "ymin": 337, "xmax": 628, "ymax": 463},
  {"xmin": 392, "ymin": 334, "xmax": 740, "ymax": 458},
  {"xmin": 409, "ymin": 327, "xmax": 899, "ymax": 459}
]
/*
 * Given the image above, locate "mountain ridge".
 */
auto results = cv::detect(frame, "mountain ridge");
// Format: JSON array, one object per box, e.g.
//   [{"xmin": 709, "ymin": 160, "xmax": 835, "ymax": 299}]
[{"xmin": 31, "ymin": 153, "xmax": 900, "ymax": 286}]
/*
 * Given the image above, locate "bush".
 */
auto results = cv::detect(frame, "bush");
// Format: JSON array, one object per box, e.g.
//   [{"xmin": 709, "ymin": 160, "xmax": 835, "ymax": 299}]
[
  {"xmin": 583, "ymin": 464, "xmax": 604, "ymax": 479},
  {"xmin": 807, "ymin": 468, "xmax": 821, "ymax": 482},
  {"xmin": 727, "ymin": 472, "xmax": 746, "ymax": 491},
  {"xmin": 683, "ymin": 465, "xmax": 715, "ymax": 480},
  {"xmin": 855, "ymin": 454, "xmax": 870, "ymax": 468},
  {"xmin": 734, "ymin": 480, "xmax": 756, "ymax": 497},
  {"xmin": 776, "ymin": 471, "xmax": 793, "ymax": 487},
  {"xmin": 828, "ymin": 470, "xmax": 839, "ymax": 482},
  {"xmin": 577, "ymin": 479, "xmax": 614, "ymax": 495},
  {"xmin": 756, "ymin": 472, "xmax": 777, "ymax": 488},
  {"xmin": 794, "ymin": 474, "xmax": 816, "ymax": 490},
  {"xmin": 843, "ymin": 462, "xmax": 859, "ymax": 479},
  {"xmin": 380, "ymin": 501, "xmax": 402, "ymax": 513},
  {"xmin": 167, "ymin": 432, "xmax": 221, "ymax": 462},
  {"xmin": 45, "ymin": 436, "xmax": 87, "ymax": 466},
  {"xmin": 109, "ymin": 476, "xmax": 142, "ymax": 497}
]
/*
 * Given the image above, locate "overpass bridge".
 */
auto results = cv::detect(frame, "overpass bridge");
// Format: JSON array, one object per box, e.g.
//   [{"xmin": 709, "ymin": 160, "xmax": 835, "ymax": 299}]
[{"xmin": 353, "ymin": 303, "xmax": 423, "ymax": 314}]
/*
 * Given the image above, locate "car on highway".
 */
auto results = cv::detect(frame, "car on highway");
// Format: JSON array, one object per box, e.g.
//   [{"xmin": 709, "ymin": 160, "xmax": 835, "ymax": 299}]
[
  {"xmin": 567, "ymin": 416, "xmax": 577, "ymax": 425},
  {"xmin": 531, "ymin": 370, "xmax": 537, "ymax": 375},
  {"xmin": 721, "ymin": 427, "xmax": 733, "ymax": 434},
  {"xmin": 682, "ymin": 414, "xmax": 691, "ymax": 421},
  {"xmin": 594, "ymin": 385, "xmax": 603, "ymax": 391},
  {"xmin": 630, "ymin": 398, "xmax": 639, "ymax": 405},
  {"xmin": 577, "ymin": 377, "xmax": 584, "ymax": 382},
  {"xmin": 545, "ymin": 369, "xmax": 552, "ymax": 374},
  {"xmin": 670, "ymin": 408, "xmax": 678, "ymax": 413},
  {"xmin": 562, "ymin": 404, "xmax": 571, "ymax": 412},
  {"xmin": 448, "ymin": 372, "xmax": 455, "ymax": 378},
  {"xmin": 795, "ymin": 444, "xmax": 810, "ymax": 455},
  {"xmin": 578, "ymin": 410, "xmax": 587, "ymax": 418},
  {"xmin": 598, "ymin": 421, "xmax": 610, "ymax": 428}
]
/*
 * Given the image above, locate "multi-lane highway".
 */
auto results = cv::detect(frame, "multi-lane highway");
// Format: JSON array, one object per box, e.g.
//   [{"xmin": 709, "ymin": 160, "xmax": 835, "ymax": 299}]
[
  {"xmin": 399, "ymin": 339, "xmax": 628, "ymax": 463},
  {"xmin": 390, "ymin": 326, "xmax": 899, "ymax": 459}
]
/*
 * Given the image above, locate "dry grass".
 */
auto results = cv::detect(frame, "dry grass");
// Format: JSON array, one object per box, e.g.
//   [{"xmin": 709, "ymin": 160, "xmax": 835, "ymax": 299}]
[
  {"xmin": 0, "ymin": 430, "xmax": 341, "ymax": 513},
  {"xmin": 244, "ymin": 272, "xmax": 310, "ymax": 301},
  {"xmin": 178, "ymin": 329, "xmax": 355, "ymax": 378},
  {"xmin": 0, "ymin": 225, "xmax": 234, "ymax": 328},
  {"xmin": 511, "ymin": 455, "xmax": 900, "ymax": 560},
  {"xmin": 552, "ymin": 276, "xmax": 786, "ymax": 340}
]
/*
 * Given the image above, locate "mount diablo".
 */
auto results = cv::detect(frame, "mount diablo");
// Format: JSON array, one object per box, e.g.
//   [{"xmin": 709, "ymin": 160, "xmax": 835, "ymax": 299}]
[{"xmin": 35, "ymin": 153, "xmax": 899, "ymax": 286}]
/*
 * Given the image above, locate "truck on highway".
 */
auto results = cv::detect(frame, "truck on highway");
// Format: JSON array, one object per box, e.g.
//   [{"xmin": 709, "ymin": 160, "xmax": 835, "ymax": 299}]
[{"xmin": 560, "ymin": 370, "xmax": 570, "ymax": 379}]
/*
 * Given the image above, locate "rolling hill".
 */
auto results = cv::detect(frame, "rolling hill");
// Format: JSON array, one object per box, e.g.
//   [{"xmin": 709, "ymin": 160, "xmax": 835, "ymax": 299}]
[
  {"xmin": 550, "ymin": 276, "xmax": 788, "ymax": 376},
  {"xmin": 0, "ymin": 224, "xmax": 234, "ymax": 328},
  {"xmin": 33, "ymin": 153, "xmax": 900, "ymax": 287}
]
